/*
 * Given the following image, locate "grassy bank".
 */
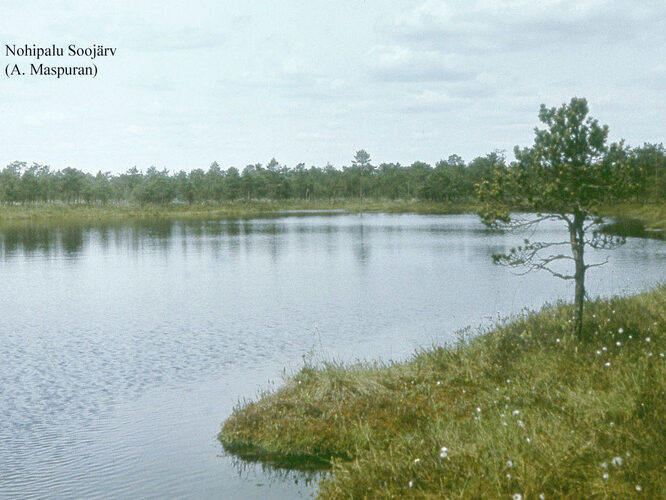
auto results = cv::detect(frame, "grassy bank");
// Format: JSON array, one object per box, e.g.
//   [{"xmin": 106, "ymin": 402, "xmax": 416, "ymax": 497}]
[
  {"xmin": 220, "ymin": 286, "xmax": 666, "ymax": 498},
  {"xmin": 0, "ymin": 200, "xmax": 477, "ymax": 224},
  {"xmin": 0, "ymin": 200, "xmax": 662, "ymax": 230},
  {"xmin": 599, "ymin": 203, "xmax": 666, "ymax": 239}
]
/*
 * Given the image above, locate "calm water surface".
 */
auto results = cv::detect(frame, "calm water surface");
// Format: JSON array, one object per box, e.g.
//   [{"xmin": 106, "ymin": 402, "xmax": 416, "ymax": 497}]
[{"xmin": 1, "ymin": 213, "xmax": 664, "ymax": 499}]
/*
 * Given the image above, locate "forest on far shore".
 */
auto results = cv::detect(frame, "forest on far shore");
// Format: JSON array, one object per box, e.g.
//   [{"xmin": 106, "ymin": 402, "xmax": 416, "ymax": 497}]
[{"xmin": 1, "ymin": 143, "xmax": 664, "ymax": 206}]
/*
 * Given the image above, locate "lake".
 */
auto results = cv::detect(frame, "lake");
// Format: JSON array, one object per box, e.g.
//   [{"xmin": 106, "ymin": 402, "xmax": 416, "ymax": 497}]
[{"xmin": 1, "ymin": 213, "xmax": 664, "ymax": 499}]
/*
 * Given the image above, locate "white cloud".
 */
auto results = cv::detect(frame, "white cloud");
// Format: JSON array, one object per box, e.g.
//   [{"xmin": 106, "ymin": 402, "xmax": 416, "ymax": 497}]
[
  {"xmin": 645, "ymin": 64, "xmax": 666, "ymax": 90},
  {"xmin": 59, "ymin": 16, "xmax": 225, "ymax": 52},
  {"xmin": 401, "ymin": 89, "xmax": 465, "ymax": 112},
  {"xmin": 388, "ymin": 0, "xmax": 665, "ymax": 53},
  {"xmin": 125, "ymin": 125, "xmax": 143, "ymax": 135},
  {"xmin": 367, "ymin": 45, "xmax": 477, "ymax": 82}
]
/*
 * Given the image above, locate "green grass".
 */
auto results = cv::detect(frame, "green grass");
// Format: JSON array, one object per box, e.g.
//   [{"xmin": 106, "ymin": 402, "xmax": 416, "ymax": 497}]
[
  {"xmin": 220, "ymin": 286, "xmax": 666, "ymax": 498},
  {"xmin": 0, "ymin": 200, "xmax": 478, "ymax": 225},
  {"xmin": 0, "ymin": 200, "xmax": 663, "ymax": 236},
  {"xmin": 600, "ymin": 202, "xmax": 666, "ymax": 235}
]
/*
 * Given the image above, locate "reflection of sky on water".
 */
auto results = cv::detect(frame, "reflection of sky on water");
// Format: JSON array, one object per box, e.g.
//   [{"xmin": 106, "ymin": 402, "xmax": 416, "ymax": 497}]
[{"xmin": 0, "ymin": 213, "xmax": 664, "ymax": 499}]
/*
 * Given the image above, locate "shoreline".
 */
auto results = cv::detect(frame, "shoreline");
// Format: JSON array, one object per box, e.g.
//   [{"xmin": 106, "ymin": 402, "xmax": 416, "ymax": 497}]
[
  {"xmin": 219, "ymin": 286, "xmax": 665, "ymax": 498},
  {"xmin": 0, "ymin": 200, "xmax": 663, "ymax": 233},
  {"xmin": 0, "ymin": 200, "xmax": 477, "ymax": 225},
  {"xmin": 598, "ymin": 203, "xmax": 666, "ymax": 240}
]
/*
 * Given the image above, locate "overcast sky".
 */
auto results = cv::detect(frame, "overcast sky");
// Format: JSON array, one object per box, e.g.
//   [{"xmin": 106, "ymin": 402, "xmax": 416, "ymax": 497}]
[{"xmin": 1, "ymin": 0, "xmax": 664, "ymax": 174}]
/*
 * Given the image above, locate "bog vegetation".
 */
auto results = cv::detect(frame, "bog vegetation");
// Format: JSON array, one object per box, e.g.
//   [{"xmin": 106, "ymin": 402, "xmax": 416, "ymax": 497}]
[{"xmin": 220, "ymin": 286, "xmax": 666, "ymax": 498}]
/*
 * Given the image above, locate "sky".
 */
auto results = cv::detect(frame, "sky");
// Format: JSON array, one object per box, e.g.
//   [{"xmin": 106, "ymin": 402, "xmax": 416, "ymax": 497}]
[{"xmin": 1, "ymin": 0, "xmax": 665, "ymax": 174}]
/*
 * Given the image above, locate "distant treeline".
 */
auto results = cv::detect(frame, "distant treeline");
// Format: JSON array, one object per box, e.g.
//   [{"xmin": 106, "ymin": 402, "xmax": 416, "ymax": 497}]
[{"xmin": 2, "ymin": 143, "xmax": 664, "ymax": 205}]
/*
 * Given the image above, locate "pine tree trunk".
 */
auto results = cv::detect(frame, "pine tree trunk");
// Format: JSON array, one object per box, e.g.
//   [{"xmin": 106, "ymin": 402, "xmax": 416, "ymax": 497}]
[
  {"xmin": 359, "ymin": 171, "xmax": 363, "ymax": 201},
  {"xmin": 570, "ymin": 211, "xmax": 586, "ymax": 339}
]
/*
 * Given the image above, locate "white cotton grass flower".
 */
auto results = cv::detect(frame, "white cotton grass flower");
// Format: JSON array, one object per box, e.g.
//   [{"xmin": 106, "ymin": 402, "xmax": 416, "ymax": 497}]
[
  {"xmin": 506, "ymin": 460, "xmax": 514, "ymax": 467},
  {"xmin": 476, "ymin": 407, "xmax": 481, "ymax": 413},
  {"xmin": 601, "ymin": 462, "xmax": 608, "ymax": 469},
  {"xmin": 618, "ymin": 327, "xmax": 624, "ymax": 334},
  {"xmin": 646, "ymin": 337, "xmax": 651, "ymax": 342},
  {"xmin": 512, "ymin": 494, "xmax": 522, "ymax": 500},
  {"xmin": 440, "ymin": 446, "xmax": 448, "ymax": 458},
  {"xmin": 539, "ymin": 494, "xmax": 545, "ymax": 500},
  {"xmin": 616, "ymin": 341, "xmax": 622, "ymax": 346},
  {"xmin": 603, "ymin": 472, "xmax": 609, "ymax": 479},
  {"xmin": 413, "ymin": 458, "xmax": 421, "ymax": 464},
  {"xmin": 636, "ymin": 485, "xmax": 642, "ymax": 491},
  {"xmin": 512, "ymin": 410, "xmax": 520, "ymax": 416},
  {"xmin": 517, "ymin": 420, "xmax": 525, "ymax": 428},
  {"xmin": 605, "ymin": 362, "xmax": 611, "ymax": 367},
  {"xmin": 611, "ymin": 456, "xmax": 623, "ymax": 467},
  {"xmin": 408, "ymin": 480, "xmax": 413, "ymax": 488}
]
